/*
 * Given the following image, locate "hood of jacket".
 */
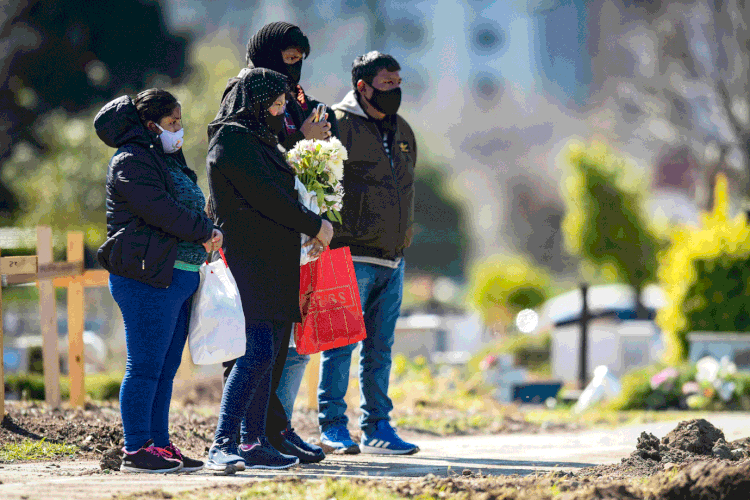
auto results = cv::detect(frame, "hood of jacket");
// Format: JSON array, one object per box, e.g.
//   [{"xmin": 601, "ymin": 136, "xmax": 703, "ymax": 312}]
[
  {"xmin": 332, "ymin": 90, "xmax": 368, "ymax": 119},
  {"xmin": 94, "ymin": 95, "xmax": 154, "ymax": 149}
]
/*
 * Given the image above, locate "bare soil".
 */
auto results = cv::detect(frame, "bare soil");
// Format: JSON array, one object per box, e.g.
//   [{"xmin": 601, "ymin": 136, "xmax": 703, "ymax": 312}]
[{"xmin": 2, "ymin": 378, "xmax": 750, "ymax": 499}]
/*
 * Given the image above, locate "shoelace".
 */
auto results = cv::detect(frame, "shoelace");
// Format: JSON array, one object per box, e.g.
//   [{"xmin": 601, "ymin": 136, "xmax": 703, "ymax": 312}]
[
  {"xmin": 283, "ymin": 428, "xmax": 303, "ymax": 445},
  {"xmin": 166, "ymin": 443, "xmax": 184, "ymax": 460},
  {"xmin": 328, "ymin": 427, "xmax": 350, "ymax": 442},
  {"xmin": 146, "ymin": 445, "xmax": 175, "ymax": 459}
]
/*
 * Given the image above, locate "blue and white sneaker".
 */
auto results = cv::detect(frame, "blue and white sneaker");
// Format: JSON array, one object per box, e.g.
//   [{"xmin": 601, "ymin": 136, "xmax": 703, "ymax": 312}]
[
  {"xmin": 205, "ymin": 437, "xmax": 246, "ymax": 475},
  {"xmin": 360, "ymin": 421, "xmax": 419, "ymax": 455},
  {"xmin": 320, "ymin": 425, "xmax": 360, "ymax": 454}
]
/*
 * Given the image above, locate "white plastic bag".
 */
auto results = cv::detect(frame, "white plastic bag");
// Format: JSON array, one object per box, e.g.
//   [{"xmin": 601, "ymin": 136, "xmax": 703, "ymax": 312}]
[
  {"xmin": 296, "ymin": 177, "xmax": 321, "ymax": 266},
  {"xmin": 188, "ymin": 249, "xmax": 246, "ymax": 365}
]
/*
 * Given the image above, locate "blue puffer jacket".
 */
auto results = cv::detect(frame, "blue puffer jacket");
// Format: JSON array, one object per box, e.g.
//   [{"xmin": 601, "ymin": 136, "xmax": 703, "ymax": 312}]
[{"xmin": 94, "ymin": 95, "xmax": 213, "ymax": 288}]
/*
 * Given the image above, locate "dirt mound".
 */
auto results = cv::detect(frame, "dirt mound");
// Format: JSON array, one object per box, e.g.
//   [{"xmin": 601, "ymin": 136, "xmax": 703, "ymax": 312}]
[
  {"xmin": 578, "ymin": 418, "xmax": 749, "ymax": 483},
  {"xmin": 649, "ymin": 460, "xmax": 750, "ymax": 499},
  {"xmin": 661, "ymin": 418, "xmax": 724, "ymax": 455}
]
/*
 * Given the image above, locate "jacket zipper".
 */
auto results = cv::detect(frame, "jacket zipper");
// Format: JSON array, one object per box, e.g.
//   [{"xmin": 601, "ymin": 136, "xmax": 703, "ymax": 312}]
[{"xmin": 379, "ymin": 124, "xmax": 404, "ymax": 245}]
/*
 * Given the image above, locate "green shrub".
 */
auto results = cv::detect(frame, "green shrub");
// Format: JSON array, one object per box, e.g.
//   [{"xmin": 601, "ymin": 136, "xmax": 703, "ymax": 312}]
[
  {"xmin": 467, "ymin": 255, "xmax": 551, "ymax": 329},
  {"xmin": 5, "ymin": 372, "xmax": 122, "ymax": 401},
  {"xmin": 656, "ymin": 174, "xmax": 750, "ymax": 362},
  {"xmin": 5, "ymin": 373, "xmax": 46, "ymax": 400},
  {"xmin": 470, "ymin": 332, "xmax": 551, "ymax": 375}
]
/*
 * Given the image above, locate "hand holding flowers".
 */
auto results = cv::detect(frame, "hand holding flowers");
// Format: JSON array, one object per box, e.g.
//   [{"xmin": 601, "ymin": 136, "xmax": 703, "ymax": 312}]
[{"xmin": 287, "ymin": 137, "xmax": 347, "ymax": 265}]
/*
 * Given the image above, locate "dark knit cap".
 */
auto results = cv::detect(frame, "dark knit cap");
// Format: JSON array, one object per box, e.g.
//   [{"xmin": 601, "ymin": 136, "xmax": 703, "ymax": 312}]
[{"xmin": 245, "ymin": 22, "xmax": 310, "ymax": 73}]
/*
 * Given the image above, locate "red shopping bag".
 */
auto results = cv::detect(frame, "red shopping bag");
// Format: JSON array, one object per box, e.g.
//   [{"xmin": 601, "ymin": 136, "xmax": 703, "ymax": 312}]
[{"xmin": 294, "ymin": 246, "xmax": 366, "ymax": 355}]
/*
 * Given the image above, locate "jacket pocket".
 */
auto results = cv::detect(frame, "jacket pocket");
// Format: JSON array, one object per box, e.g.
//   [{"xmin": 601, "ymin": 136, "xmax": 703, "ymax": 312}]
[{"xmin": 98, "ymin": 219, "xmax": 170, "ymax": 279}]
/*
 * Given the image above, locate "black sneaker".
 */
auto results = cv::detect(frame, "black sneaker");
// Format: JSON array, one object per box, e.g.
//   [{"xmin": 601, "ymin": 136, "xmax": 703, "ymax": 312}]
[
  {"xmin": 239, "ymin": 437, "xmax": 300, "ymax": 470},
  {"xmin": 270, "ymin": 427, "xmax": 325, "ymax": 464},
  {"xmin": 165, "ymin": 442, "xmax": 204, "ymax": 473},
  {"xmin": 120, "ymin": 439, "xmax": 183, "ymax": 474}
]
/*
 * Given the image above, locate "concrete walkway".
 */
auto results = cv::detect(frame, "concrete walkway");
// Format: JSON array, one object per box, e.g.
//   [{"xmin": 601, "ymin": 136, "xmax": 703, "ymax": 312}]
[{"xmin": 1, "ymin": 413, "xmax": 748, "ymax": 500}]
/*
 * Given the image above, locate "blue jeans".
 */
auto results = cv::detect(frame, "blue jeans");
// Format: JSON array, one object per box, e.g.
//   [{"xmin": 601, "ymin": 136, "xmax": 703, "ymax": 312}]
[
  {"xmin": 318, "ymin": 260, "xmax": 404, "ymax": 435},
  {"xmin": 110, "ymin": 269, "xmax": 199, "ymax": 452},
  {"xmin": 276, "ymin": 343, "xmax": 310, "ymax": 421},
  {"xmin": 215, "ymin": 320, "xmax": 290, "ymax": 444}
]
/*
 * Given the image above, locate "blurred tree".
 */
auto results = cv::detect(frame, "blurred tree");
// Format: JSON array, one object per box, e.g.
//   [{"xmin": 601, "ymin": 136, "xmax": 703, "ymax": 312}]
[
  {"xmin": 587, "ymin": 0, "xmax": 750, "ymax": 202},
  {"xmin": 560, "ymin": 140, "xmax": 665, "ymax": 317},
  {"xmin": 0, "ymin": 0, "xmax": 191, "ymax": 217},
  {"xmin": 408, "ymin": 164, "xmax": 470, "ymax": 279},
  {"xmin": 1, "ymin": 33, "xmax": 241, "ymax": 242},
  {"xmin": 468, "ymin": 254, "xmax": 551, "ymax": 332}
]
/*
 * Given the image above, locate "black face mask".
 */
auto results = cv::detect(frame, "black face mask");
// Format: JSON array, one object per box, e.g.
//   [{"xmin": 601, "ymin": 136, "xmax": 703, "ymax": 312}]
[
  {"xmin": 286, "ymin": 60, "xmax": 302, "ymax": 86},
  {"xmin": 265, "ymin": 112, "xmax": 284, "ymax": 135},
  {"xmin": 367, "ymin": 86, "xmax": 402, "ymax": 116}
]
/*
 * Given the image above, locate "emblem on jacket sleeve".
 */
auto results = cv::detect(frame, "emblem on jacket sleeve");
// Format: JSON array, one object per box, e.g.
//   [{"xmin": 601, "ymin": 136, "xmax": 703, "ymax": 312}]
[{"xmin": 398, "ymin": 141, "xmax": 410, "ymax": 153}]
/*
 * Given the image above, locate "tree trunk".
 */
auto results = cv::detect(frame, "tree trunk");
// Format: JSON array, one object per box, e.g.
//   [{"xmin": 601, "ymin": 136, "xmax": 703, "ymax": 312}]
[{"xmin": 635, "ymin": 285, "xmax": 648, "ymax": 320}]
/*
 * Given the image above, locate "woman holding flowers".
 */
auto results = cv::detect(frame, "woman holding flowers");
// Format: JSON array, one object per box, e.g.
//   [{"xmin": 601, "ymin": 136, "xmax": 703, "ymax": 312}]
[
  {"xmin": 204, "ymin": 68, "xmax": 333, "ymax": 472},
  {"xmin": 217, "ymin": 21, "xmax": 341, "ymax": 464}
]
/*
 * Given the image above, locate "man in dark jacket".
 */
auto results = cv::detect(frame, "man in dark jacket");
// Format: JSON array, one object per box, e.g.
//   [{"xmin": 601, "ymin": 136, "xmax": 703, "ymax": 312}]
[{"xmin": 319, "ymin": 51, "xmax": 419, "ymax": 455}]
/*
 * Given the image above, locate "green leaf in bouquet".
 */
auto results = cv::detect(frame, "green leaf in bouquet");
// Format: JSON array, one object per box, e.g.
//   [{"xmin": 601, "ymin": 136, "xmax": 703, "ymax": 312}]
[
  {"xmin": 315, "ymin": 188, "xmax": 325, "ymax": 210},
  {"xmin": 326, "ymin": 210, "xmax": 342, "ymax": 224}
]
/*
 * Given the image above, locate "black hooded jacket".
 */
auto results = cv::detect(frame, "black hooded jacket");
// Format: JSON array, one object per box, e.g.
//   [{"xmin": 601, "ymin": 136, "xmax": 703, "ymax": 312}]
[
  {"xmin": 94, "ymin": 95, "xmax": 214, "ymax": 288},
  {"xmin": 206, "ymin": 68, "xmax": 322, "ymax": 322}
]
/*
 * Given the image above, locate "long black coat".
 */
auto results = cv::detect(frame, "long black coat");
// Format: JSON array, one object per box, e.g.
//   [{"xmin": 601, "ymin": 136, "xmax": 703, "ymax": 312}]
[{"xmin": 206, "ymin": 131, "xmax": 322, "ymax": 322}]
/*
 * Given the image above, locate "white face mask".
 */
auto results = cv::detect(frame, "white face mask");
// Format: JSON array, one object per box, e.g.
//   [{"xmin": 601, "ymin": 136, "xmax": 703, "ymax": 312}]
[{"xmin": 156, "ymin": 124, "xmax": 184, "ymax": 153}]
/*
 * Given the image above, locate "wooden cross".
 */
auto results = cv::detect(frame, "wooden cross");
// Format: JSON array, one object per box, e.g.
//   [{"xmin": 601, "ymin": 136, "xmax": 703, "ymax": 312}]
[{"xmin": 0, "ymin": 227, "xmax": 93, "ymax": 412}]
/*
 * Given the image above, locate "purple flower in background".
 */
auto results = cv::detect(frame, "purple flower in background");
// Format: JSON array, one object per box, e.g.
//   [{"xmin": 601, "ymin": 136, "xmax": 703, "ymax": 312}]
[{"xmin": 650, "ymin": 367, "xmax": 679, "ymax": 390}]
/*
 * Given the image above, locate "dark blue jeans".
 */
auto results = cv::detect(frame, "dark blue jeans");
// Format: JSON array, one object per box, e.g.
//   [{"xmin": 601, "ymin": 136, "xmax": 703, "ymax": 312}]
[
  {"xmin": 276, "ymin": 343, "xmax": 310, "ymax": 420},
  {"xmin": 110, "ymin": 269, "xmax": 199, "ymax": 452},
  {"xmin": 215, "ymin": 320, "xmax": 290, "ymax": 444},
  {"xmin": 318, "ymin": 260, "xmax": 404, "ymax": 434}
]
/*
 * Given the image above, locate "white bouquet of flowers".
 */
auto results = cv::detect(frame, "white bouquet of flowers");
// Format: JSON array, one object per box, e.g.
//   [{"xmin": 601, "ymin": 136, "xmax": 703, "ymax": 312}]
[{"xmin": 287, "ymin": 137, "xmax": 347, "ymax": 265}]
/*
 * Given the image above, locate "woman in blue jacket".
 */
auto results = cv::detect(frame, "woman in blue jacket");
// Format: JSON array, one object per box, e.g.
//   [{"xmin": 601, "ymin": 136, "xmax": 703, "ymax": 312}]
[{"xmin": 95, "ymin": 89, "xmax": 222, "ymax": 474}]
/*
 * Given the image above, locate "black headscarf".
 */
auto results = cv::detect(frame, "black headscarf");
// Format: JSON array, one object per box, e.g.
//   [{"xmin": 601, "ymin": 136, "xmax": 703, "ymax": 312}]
[
  {"xmin": 245, "ymin": 22, "xmax": 310, "ymax": 86},
  {"xmin": 207, "ymin": 68, "xmax": 290, "ymax": 148}
]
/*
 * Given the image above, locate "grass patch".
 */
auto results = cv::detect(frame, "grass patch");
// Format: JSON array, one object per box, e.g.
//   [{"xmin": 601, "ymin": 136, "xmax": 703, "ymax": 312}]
[
  {"xmin": 0, "ymin": 438, "xmax": 78, "ymax": 462},
  {"xmin": 394, "ymin": 412, "xmax": 497, "ymax": 436},
  {"xmin": 114, "ymin": 478, "xmax": 409, "ymax": 500},
  {"xmin": 522, "ymin": 407, "xmax": 713, "ymax": 428}
]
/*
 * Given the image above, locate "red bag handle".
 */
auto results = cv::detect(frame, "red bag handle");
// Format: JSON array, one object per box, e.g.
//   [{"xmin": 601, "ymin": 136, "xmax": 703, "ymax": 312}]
[{"xmin": 206, "ymin": 248, "xmax": 229, "ymax": 268}]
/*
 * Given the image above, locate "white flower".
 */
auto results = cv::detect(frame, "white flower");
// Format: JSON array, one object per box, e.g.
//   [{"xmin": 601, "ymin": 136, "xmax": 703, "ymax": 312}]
[
  {"xmin": 329, "ymin": 160, "xmax": 344, "ymax": 181},
  {"xmin": 719, "ymin": 355, "xmax": 737, "ymax": 378},
  {"xmin": 696, "ymin": 356, "xmax": 720, "ymax": 384}
]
